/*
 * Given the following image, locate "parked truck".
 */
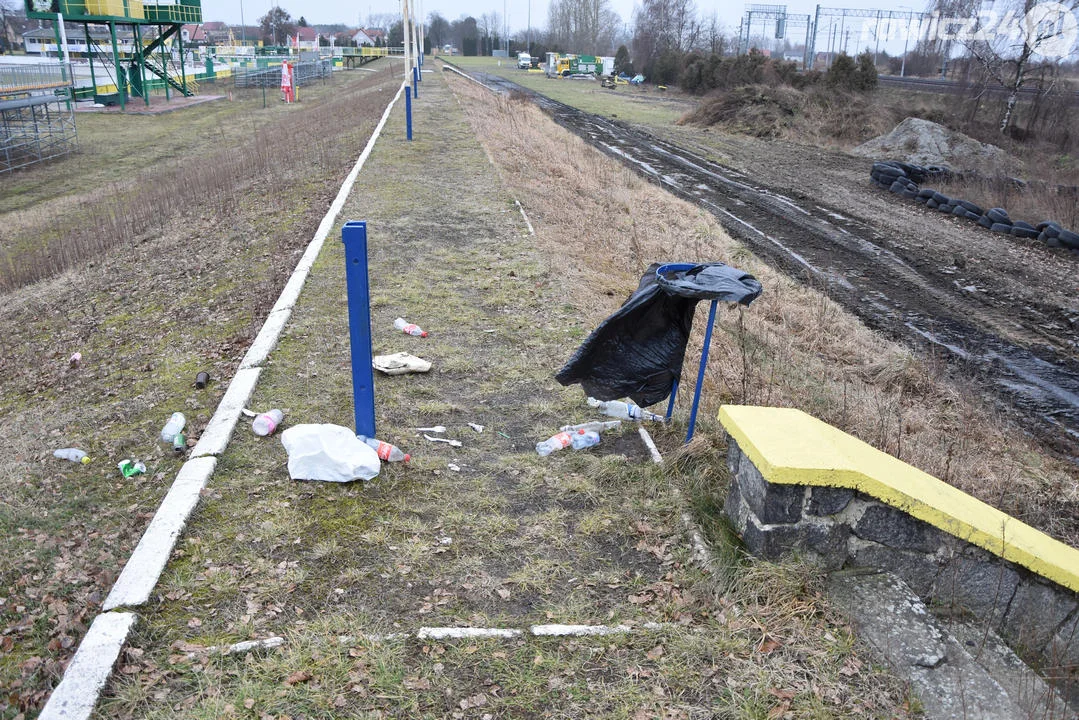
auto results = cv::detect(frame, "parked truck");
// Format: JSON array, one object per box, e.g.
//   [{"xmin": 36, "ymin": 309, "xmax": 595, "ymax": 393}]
[{"xmin": 544, "ymin": 52, "xmax": 615, "ymax": 77}]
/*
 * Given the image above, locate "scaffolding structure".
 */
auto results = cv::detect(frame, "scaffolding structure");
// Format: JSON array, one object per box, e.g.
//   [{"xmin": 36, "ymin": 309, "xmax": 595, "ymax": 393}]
[
  {"xmin": 24, "ymin": 0, "xmax": 203, "ymax": 110},
  {"xmin": 0, "ymin": 95, "xmax": 77, "ymax": 173}
]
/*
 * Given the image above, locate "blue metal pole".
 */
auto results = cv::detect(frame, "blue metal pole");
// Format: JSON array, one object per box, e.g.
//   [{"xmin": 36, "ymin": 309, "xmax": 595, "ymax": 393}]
[
  {"xmin": 342, "ymin": 221, "xmax": 377, "ymax": 438},
  {"xmin": 412, "ymin": 66, "xmax": 418, "ymax": 97},
  {"xmin": 685, "ymin": 299, "xmax": 719, "ymax": 444},
  {"xmin": 405, "ymin": 88, "xmax": 413, "ymax": 140},
  {"xmin": 666, "ymin": 380, "xmax": 679, "ymax": 419}
]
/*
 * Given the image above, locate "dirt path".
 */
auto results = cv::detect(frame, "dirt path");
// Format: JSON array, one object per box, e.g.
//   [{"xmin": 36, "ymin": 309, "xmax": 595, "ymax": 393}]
[{"xmin": 469, "ymin": 70, "xmax": 1079, "ymax": 461}]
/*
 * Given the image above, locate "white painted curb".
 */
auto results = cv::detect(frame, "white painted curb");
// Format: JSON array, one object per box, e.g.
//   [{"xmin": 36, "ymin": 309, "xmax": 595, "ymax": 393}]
[
  {"xmin": 39, "ymin": 80, "xmax": 408, "ymax": 720},
  {"xmin": 38, "ymin": 612, "xmax": 137, "ymax": 720},
  {"xmin": 103, "ymin": 457, "xmax": 217, "ymax": 610}
]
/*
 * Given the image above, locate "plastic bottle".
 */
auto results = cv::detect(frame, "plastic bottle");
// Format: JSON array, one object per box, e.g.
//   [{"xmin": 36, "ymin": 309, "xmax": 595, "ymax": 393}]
[
  {"xmin": 160, "ymin": 412, "xmax": 186, "ymax": 443},
  {"xmin": 252, "ymin": 409, "xmax": 284, "ymax": 437},
  {"xmin": 53, "ymin": 448, "xmax": 90, "ymax": 464},
  {"xmin": 172, "ymin": 432, "xmax": 187, "ymax": 454},
  {"xmin": 560, "ymin": 420, "xmax": 622, "ymax": 434},
  {"xmin": 394, "ymin": 317, "xmax": 428, "ymax": 337},
  {"xmin": 586, "ymin": 397, "xmax": 665, "ymax": 422},
  {"xmin": 536, "ymin": 431, "xmax": 573, "ymax": 456},
  {"xmin": 570, "ymin": 430, "xmax": 601, "ymax": 450},
  {"xmin": 358, "ymin": 435, "xmax": 410, "ymax": 462}
]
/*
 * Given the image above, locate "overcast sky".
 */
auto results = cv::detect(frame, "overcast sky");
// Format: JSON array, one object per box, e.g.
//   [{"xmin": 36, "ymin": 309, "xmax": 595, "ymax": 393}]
[{"xmin": 203, "ymin": 0, "xmax": 926, "ymax": 41}]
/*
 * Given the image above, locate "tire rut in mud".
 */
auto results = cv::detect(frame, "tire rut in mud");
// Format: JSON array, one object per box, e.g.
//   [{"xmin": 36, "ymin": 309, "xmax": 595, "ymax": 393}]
[{"xmin": 471, "ymin": 70, "xmax": 1079, "ymax": 460}]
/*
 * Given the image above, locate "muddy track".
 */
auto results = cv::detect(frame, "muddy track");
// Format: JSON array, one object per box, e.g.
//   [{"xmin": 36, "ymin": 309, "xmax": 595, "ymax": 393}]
[{"xmin": 466, "ymin": 69, "xmax": 1079, "ymax": 459}]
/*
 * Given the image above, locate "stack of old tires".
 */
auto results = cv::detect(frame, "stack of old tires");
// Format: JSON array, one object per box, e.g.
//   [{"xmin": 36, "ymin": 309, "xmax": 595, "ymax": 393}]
[{"xmin": 869, "ymin": 160, "xmax": 1079, "ymax": 251}]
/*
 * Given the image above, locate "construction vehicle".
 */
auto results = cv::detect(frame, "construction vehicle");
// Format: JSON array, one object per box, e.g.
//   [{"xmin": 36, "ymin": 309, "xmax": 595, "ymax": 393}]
[{"xmin": 544, "ymin": 52, "xmax": 614, "ymax": 77}]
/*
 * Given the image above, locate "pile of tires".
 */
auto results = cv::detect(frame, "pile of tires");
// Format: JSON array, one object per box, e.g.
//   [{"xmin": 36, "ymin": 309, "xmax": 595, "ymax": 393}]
[{"xmin": 869, "ymin": 160, "xmax": 1079, "ymax": 251}]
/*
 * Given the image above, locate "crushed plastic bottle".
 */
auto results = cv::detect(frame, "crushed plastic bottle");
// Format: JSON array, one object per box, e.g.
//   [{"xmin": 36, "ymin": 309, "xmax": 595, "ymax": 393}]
[
  {"xmin": 586, "ymin": 397, "xmax": 665, "ymax": 422},
  {"xmin": 536, "ymin": 431, "xmax": 573, "ymax": 456},
  {"xmin": 394, "ymin": 317, "xmax": 428, "ymax": 337},
  {"xmin": 160, "ymin": 412, "xmax": 186, "ymax": 443},
  {"xmin": 570, "ymin": 430, "xmax": 601, "ymax": 450},
  {"xmin": 172, "ymin": 432, "xmax": 187, "ymax": 454},
  {"xmin": 358, "ymin": 435, "xmax": 410, "ymax": 462},
  {"xmin": 252, "ymin": 409, "xmax": 284, "ymax": 437},
  {"xmin": 117, "ymin": 459, "xmax": 146, "ymax": 478},
  {"xmin": 560, "ymin": 420, "xmax": 622, "ymax": 434},
  {"xmin": 54, "ymin": 448, "xmax": 90, "ymax": 464}
]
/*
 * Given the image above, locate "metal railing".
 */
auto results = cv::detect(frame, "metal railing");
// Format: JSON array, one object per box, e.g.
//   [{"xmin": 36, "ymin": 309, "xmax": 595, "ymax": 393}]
[
  {"xmin": 0, "ymin": 63, "xmax": 73, "ymax": 95},
  {"xmin": 232, "ymin": 59, "xmax": 332, "ymax": 88}
]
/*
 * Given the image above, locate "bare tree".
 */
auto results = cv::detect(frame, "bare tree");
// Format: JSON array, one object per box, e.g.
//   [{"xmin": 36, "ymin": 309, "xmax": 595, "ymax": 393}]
[
  {"xmin": 959, "ymin": 0, "xmax": 1078, "ymax": 133},
  {"xmin": 547, "ymin": 0, "xmax": 621, "ymax": 53}
]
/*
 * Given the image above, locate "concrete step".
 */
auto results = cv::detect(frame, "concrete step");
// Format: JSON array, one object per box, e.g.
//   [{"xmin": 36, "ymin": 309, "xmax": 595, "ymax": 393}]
[{"xmin": 828, "ymin": 570, "xmax": 1076, "ymax": 720}]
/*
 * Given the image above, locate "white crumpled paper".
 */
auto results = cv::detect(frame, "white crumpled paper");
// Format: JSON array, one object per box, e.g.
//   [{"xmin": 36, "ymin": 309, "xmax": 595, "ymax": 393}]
[{"xmin": 281, "ymin": 424, "xmax": 380, "ymax": 482}]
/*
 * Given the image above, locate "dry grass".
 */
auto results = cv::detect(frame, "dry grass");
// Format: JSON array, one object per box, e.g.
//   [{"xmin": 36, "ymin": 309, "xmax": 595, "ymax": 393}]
[
  {"xmin": 447, "ymin": 73, "xmax": 1079, "ymax": 547},
  {"xmin": 92, "ymin": 69, "xmax": 918, "ymax": 719}
]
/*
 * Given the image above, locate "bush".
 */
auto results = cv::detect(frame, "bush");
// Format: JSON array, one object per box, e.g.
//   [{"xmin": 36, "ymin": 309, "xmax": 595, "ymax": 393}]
[
  {"xmin": 826, "ymin": 51, "xmax": 877, "ymax": 92},
  {"xmin": 614, "ymin": 45, "xmax": 632, "ymax": 76}
]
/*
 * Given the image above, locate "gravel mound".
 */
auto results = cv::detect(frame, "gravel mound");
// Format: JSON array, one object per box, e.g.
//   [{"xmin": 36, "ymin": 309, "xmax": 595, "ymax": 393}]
[{"xmin": 852, "ymin": 117, "xmax": 1016, "ymax": 175}]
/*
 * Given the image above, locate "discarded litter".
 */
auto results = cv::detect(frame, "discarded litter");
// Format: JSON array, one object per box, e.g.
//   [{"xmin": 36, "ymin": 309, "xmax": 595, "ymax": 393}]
[
  {"xmin": 68, "ymin": 352, "xmax": 82, "ymax": 368},
  {"xmin": 447, "ymin": 463, "xmax": 461, "ymax": 472},
  {"xmin": 424, "ymin": 434, "xmax": 462, "ymax": 447},
  {"xmin": 160, "ymin": 412, "xmax": 186, "ymax": 443},
  {"xmin": 373, "ymin": 352, "xmax": 431, "ymax": 375},
  {"xmin": 560, "ymin": 419, "xmax": 622, "ymax": 434},
  {"xmin": 53, "ymin": 448, "xmax": 90, "ymax": 464},
  {"xmin": 394, "ymin": 317, "xmax": 428, "ymax": 338},
  {"xmin": 117, "ymin": 459, "xmax": 146, "ymax": 478},
  {"xmin": 556, "ymin": 262, "xmax": 762, "ymax": 406},
  {"xmin": 416, "ymin": 425, "xmax": 446, "ymax": 433},
  {"xmin": 240, "ymin": 408, "xmax": 257, "ymax": 418},
  {"xmin": 281, "ymin": 424, "xmax": 380, "ymax": 482},
  {"xmin": 536, "ymin": 429, "xmax": 601, "ymax": 456},
  {"xmin": 587, "ymin": 397, "xmax": 665, "ymax": 422},
  {"xmin": 172, "ymin": 432, "xmax": 187, "ymax": 454},
  {"xmin": 358, "ymin": 435, "xmax": 410, "ymax": 462},
  {"xmin": 252, "ymin": 409, "xmax": 284, "ymax": 437},
  {"xmin": 468, "ymin": 423, "xmax": 484, "ymax": 433},
  {"xmin": 194, "ymin": 371, "xmax": 210, "ymax": 389}
]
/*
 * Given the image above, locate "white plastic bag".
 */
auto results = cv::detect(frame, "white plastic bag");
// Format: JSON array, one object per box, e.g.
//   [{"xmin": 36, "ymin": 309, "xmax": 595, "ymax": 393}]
[{"xmin": 280, "ymin": 424, "xmax": 380, "ymax": 482}]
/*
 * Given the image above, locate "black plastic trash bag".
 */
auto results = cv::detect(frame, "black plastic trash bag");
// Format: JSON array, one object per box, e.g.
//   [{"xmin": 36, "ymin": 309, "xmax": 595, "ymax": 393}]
[{"xmin": 555, "ymin": 262, "xmax": 763, "ymax": 407}]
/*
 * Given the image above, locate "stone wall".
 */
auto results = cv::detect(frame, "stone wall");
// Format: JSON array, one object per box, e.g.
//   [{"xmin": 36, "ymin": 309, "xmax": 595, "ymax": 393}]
[{"xmin": 724, "ymin": 436, "xmax": 1079, "ymax": 668}]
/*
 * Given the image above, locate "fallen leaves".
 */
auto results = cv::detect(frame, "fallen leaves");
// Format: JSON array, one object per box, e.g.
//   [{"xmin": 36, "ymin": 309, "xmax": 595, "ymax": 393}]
[{"xmin": 284, "ymin": 670, "xmax": 312, "ymax": 686}]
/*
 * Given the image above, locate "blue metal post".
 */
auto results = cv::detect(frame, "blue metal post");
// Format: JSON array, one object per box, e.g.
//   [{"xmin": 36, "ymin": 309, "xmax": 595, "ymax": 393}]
[
  {"xmin": 666, "ymin": 380, "xmax": 679, "ymax": 420},
  {"xmin": 412, "ymin": 66, "xmax": 418, "ymax": 97},
  {"xmin": 342, "ymin": 221, "xmax": 377, "ymax": 438},
  {"xmin": 685, "ymin": 299, "xmax": 719, "ymax": 444},
  {"xmin": 405, "ymin": 89, "xmax": 413, "ymax": 140}
]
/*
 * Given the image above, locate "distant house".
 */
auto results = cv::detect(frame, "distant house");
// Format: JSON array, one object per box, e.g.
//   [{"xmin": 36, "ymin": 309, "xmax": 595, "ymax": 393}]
[
  {"xmin": 181, "ymin": 24, "xmax": 207, "ymax": 45},
  {"xmin": 293, "ymin": 26, "xmax": 318, "ymax": 49},
  {"xmin": 352, "ymin": 28, "xmax": 375, "ymax": 46},
  {"xmin": 23, "ymin": 25, "xmax": 137, "ymax": 55}
]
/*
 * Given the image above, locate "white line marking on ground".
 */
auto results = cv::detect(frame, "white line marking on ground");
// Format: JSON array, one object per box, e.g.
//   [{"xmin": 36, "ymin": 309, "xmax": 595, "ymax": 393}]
[
  {"xmin": 638, "ymin": 427, "xmax": 663, "ymax": 464},
  {"xmin": 44, "ymin": 80, "xmax": 409, "ymax": 720},
  {"xmin": 103, "ymin": 457, "xmax": 217, "ymax": 610},
  {"xmin": 417, "ymin": 627, "xmax": 523, "ymax": 640},
  {"xmin": 38, "ymin": 612, "xmax": 137, "ymax": 720}
]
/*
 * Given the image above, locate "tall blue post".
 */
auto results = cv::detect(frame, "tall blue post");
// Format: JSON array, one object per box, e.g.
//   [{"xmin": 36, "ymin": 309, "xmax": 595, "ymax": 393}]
[
  {"xmin": 342, "ymin": 221, "xmax": 377, "ymax": 438},
  {"xmin": 405, "ymin": 90, "xmax": 413, "ymax": 140},
  {"xmin": 412, "ymin": 66, "xmax": 418, "ymax": 97},
  {"xmin": 685, "ymin": 299, "xmax": 719, "ymax": 444}
]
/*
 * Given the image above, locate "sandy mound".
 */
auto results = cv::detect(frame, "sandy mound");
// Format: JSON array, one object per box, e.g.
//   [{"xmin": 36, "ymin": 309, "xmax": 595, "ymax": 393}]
[{"xmin": 851, "ymin": 117, "xmax": 1018, "ymax": 175}]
